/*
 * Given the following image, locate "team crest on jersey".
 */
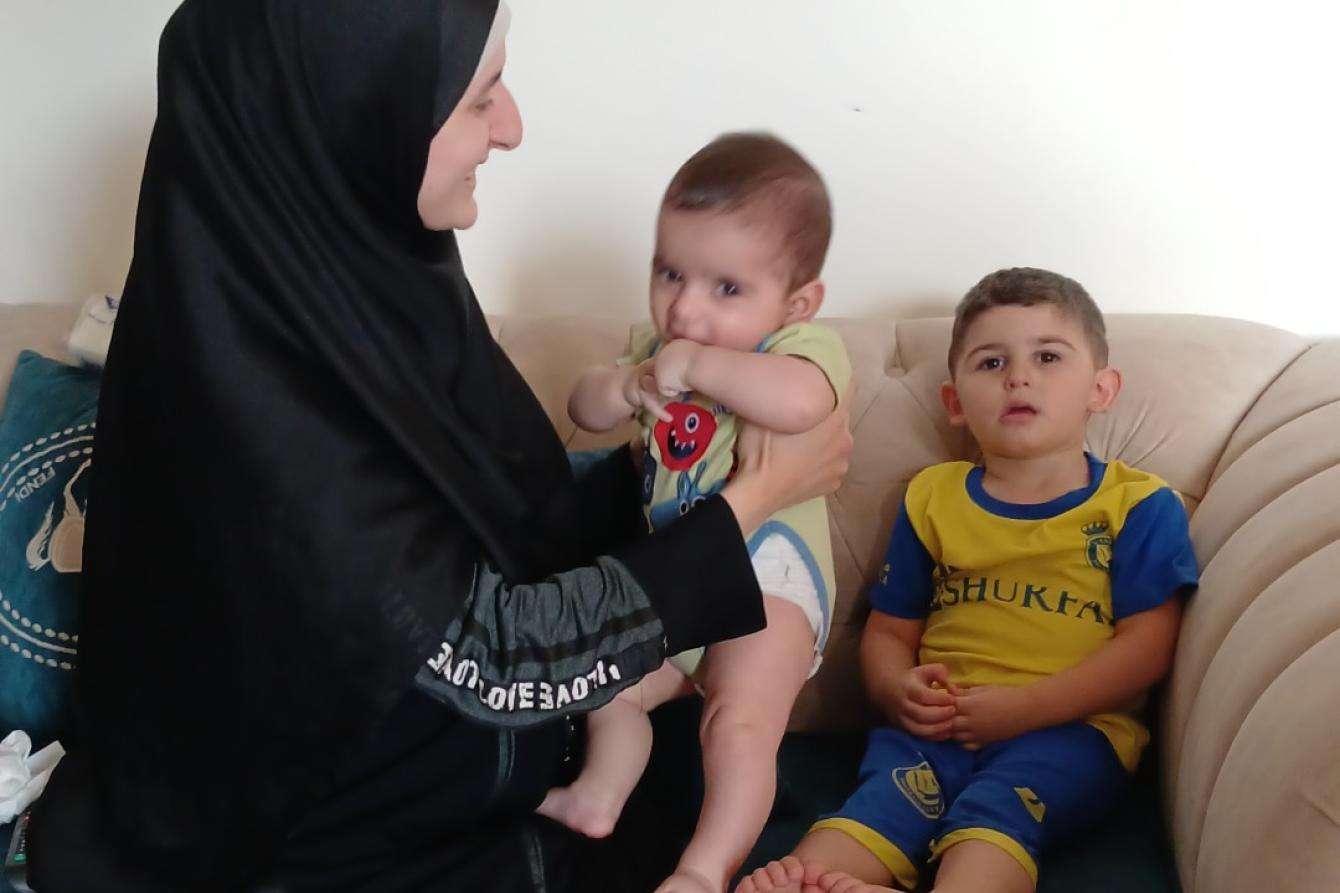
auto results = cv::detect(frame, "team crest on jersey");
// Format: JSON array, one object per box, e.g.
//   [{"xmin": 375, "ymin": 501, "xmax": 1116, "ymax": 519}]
[
  {"xmin": 1014, "ymin": 786, "xmax": 1046, "ymax": 823},
  {"xmin": 1082, "ymin": 521, "xmax": 1112, "ymax": 571},
  {"xmin": 892, "ymin": 761, "xmax": 944, "ymax": 819}
]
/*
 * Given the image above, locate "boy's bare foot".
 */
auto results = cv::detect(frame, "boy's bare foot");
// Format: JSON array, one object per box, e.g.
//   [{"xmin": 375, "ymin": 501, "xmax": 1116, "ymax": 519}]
[
  {"xmin": 535, "ymin": 783, "xmax": 621, "ymax": 839},
  {"xmin": 811, "ymin": 868, "xmax": 904, "ymax": 893},
  {"xmin": 735, "ymin": 856, "xmax": 807, "ymax": 892}
]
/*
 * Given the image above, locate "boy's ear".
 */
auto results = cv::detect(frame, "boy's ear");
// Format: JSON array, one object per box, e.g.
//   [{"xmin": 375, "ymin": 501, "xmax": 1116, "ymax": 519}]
[
  {"xmin": 1088, "ymin": 367, "xmax": 1122, "ymax": 413},
  {"xmin": 940, "ymin": 380, "xmax": 968, "ymax": 427},
  {"xmin": 783, "ymin": 279, "xmax": 825, "ymax": 325}
]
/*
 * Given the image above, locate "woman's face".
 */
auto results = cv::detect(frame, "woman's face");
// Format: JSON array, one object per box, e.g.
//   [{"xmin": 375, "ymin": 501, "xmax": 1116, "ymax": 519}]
[{"xmin": 417, "ymin": 46, "xmax": 522, "ymax": 231}]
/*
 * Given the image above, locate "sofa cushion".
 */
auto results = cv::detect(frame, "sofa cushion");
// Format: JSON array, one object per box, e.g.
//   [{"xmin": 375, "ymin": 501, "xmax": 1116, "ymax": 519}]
[{"xmin": 0, "ymin": 352, "xmax": 99, "ymax": 747}]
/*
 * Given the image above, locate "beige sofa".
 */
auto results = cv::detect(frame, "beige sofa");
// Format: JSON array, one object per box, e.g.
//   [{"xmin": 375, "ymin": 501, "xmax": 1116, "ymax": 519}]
[{"xmin": 3, "ymin": 302, "xmax": 1337, "ymax": 891}]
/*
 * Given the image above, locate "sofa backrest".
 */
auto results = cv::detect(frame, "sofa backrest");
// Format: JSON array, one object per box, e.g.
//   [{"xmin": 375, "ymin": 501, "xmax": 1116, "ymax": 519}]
[{"xmin": 0, "ymin": 303, "xmax": 80, "ymax": 414}]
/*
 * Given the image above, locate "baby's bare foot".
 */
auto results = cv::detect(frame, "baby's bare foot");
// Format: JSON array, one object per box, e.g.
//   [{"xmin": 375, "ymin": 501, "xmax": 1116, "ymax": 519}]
[
  {"xmin": 535, "ymin": 784, "xmax": 620, "ymax": 839},
  {"xmin": 734, "ymin": 856, "xmax": 809, "ymax": 892}
]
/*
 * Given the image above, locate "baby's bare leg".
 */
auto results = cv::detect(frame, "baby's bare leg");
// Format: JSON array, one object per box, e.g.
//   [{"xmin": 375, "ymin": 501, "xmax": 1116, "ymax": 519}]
[
  {"xmin": 537, "ymin": 660, "xmax": 693, "ymax": 838},
  {"xmin": 931, "ymin": 839, "xmax": 1033, "ymax": 893},
  {"xmin": 736, "ymin": 829, "xmax": 900, "ymax": 893},
  {"xmin": 659, "ymin": 595, "xmax": 815, "ymax": 892}
]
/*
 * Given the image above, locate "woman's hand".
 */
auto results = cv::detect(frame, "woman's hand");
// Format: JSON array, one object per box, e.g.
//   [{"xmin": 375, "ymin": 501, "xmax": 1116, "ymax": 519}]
[{"xmin": 723, "ymin": 386, "xmax": 853, "ymax": 534}]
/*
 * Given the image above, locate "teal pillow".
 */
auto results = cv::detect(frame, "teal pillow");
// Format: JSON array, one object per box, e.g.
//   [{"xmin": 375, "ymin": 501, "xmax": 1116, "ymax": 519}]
[{"xmin": 0, "ymin": 351, "xmax": 99, "ymax": 747}]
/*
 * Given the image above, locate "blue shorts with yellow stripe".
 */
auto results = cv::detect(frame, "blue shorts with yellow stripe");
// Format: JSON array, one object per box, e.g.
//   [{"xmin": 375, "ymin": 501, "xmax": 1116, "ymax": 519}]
[{"xmin": 812, "ymin": 722, "xmax": 1128, "ymax": 889}]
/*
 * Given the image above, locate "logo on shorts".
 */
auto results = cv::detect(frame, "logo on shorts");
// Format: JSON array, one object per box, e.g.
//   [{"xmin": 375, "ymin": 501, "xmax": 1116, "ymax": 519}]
[
  {"xmin": 1014, "ymin": 786, "xmax": 1046, "ymax": 823},
  {"xmin": 892, "ymin": 761, "xmax": 943, "ymax": 819},
  {"xmin": 1082, "ymin": 521, "xmax": 1112, "ymax": 571}
]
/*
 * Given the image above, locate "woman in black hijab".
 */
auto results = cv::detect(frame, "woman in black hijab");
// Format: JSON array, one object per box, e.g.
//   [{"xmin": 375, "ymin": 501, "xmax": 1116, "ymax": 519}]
[{"xmin": 26, "ymin": 1, "xmax": 851, "ymax": 890}]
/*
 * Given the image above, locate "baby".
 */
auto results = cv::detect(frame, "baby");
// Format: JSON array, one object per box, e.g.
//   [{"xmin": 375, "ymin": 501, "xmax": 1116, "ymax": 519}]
[{"xmin": 540, "ymin": 132, "xmax": 851, "ymax": 893}]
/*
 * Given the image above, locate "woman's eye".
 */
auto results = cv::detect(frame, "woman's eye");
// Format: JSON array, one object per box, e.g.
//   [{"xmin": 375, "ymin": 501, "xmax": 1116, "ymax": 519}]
[
  {"xmin": 716, "ymin": 280, "xmax": 740, "ymax": 297},
  {"xmin": 474, "ymin": 98, "xmax": 494, "ymax": 113}
]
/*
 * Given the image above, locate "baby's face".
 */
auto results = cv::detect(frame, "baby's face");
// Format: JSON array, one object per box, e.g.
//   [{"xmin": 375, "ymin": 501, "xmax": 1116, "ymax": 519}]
[
  {"xmin": 650, "ymin": 208, "xmax": 796, "ymax": 352},
  {"xmin": 944, "ymin": 304, "xmax": 1117, "ymax": 460}
]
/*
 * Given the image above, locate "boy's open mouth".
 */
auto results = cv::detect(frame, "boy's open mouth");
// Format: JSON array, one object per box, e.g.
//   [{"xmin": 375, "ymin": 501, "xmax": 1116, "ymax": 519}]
[{"xmin": 1002, "ymin": 402, "xmax": 1038, "ymax": 420}]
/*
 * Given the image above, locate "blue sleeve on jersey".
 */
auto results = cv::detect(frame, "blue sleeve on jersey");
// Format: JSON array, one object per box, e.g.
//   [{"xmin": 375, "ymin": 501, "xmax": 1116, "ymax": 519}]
[
  {"xmin": 1110, "ymin": 487, "xmax": 1200, "ymax": 619},
  {"xmin": 868, "ymin": 503, "xmax": 936, "ymax": 618}
]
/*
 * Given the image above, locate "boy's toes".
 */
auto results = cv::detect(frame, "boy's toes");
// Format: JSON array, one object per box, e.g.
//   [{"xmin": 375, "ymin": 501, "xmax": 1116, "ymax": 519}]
[
  {"xmin": 776, "ymin": 856, "xmax": 805, "ymax": 881},
  {"xmin": 735, "ymin": 857, "xmax": 807, "ymax": 892},
  {"xmin": 739, "ymin": 868, "xmax": 771, "ymax": 890}
]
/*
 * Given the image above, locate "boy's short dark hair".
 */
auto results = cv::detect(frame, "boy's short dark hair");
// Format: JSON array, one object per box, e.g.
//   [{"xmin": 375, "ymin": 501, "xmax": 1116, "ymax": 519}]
[
  {"xmin": 948, "ymin": 267, "xmax": 1109, "ymax": 372},
  {"xmin": 662, "ymin": 132, "xmax": 831, "ymax": 289}
]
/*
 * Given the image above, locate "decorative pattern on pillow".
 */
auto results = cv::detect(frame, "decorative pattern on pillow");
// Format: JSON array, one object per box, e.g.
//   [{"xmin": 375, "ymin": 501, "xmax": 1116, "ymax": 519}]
[{"xmin": 0, "ymin": 351, "xmax": 99, "ymax": 747}]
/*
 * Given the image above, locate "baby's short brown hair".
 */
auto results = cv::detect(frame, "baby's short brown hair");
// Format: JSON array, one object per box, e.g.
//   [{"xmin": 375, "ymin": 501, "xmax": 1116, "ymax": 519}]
[
  {"xmin": 948, "ymin": 267, "xmax": 1109, "ymax": 372},
  {"xmin": 662, "ymin": 132, "xmax": 831, "ymax": 289}
]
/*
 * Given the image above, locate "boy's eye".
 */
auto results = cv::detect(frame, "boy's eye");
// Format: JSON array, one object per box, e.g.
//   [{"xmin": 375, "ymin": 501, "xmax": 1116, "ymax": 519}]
[
  {"xmin": 715, "ymin": 280, "xmax": 740, "ymax": 297},
  {"xmin": 1038, "ymin": 351, "xmax": 1061, "ymax": 364},
  {"xmin": 473, "ymin": 97, "xmax": 495, "ymax": 113},
  {"xmin": 978, "ymin": 357, "xmax": 1003, "ymax": 371}
]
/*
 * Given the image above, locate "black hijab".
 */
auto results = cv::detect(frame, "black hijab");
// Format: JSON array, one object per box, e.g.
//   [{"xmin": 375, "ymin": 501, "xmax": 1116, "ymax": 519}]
[{"xmin": 80, "ymin": 0, "xmax": 585, "ymax": 876}]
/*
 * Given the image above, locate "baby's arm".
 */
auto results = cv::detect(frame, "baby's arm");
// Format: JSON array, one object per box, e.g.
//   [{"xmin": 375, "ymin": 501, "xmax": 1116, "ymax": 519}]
[
  {"xmin": 654, "ymin": 340, "xmax": 836, "ymax": 433},
  {"xmin": 568, "ymin": 360, "xmax": 669, "ymax": 432},
  {"xmin": 862, "ymin": 611, "xmax": 957, "ymax": 740},
  {"xmin": 952, "ymin": 598, "xmax": 1182, "ymax": 747}
]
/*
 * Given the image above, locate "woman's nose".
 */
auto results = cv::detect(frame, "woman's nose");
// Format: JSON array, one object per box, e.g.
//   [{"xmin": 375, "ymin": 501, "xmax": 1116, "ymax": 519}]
[{"xmin": 490, "ymin": 84, "xmax": 523, "ymax": 151}]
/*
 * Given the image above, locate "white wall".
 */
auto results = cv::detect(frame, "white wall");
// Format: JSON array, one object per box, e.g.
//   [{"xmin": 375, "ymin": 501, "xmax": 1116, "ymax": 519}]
[{"xmin": 4, "ymin": 2, "xmax": 1338, "ymax": 334}]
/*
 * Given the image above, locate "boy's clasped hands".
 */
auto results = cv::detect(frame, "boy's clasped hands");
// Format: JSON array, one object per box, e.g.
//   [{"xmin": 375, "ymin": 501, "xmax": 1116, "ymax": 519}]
[{"xmin": 894, "ymin": 664, "xmax": 1035, "ymax": 749}]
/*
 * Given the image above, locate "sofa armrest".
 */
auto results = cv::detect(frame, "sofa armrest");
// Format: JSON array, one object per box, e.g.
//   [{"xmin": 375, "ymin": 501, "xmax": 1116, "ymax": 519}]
[{"xmin": 1162, "ymin": 338, "xmax": 1340, "ymax": 892}]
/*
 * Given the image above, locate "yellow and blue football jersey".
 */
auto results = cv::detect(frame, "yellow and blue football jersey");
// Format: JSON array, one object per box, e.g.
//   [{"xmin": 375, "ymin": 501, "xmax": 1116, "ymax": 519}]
[{"xmin": 869, "ymin": 454, "xmax": 1198, "ymax": 771}]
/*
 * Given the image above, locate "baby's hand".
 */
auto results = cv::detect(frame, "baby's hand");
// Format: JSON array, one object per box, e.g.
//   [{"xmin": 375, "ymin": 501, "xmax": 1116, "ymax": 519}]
[
  {"xmin": 623, "ymin": 359, "xmax": 672, "ymax": 422},
  {"xmin": 653, "ymin": 339, "xmax": 700, "ymax": 397},
  {"xmin": 893, "ymin": 663, "xmax": 957, "ymax": 740},
  {"xmin": 951, "ymin": 684, "xmax": 1035, "ymax": 749}
]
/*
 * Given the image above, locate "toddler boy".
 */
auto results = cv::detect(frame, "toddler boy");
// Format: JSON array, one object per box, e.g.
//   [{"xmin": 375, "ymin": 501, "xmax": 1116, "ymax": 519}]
[{"xmin": 739, "ymin": 268, "xmax": 1197, "ymax": 893}]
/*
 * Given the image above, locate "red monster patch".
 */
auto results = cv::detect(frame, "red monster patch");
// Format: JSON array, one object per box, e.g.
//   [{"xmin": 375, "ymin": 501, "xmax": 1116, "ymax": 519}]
[{"xmin": 653, "ymin": 402, "xmax": 717, "ymax": 471}]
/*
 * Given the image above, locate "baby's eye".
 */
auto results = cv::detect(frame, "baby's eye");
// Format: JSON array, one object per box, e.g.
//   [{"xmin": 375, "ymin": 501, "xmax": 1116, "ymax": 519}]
[
  {"xmin": 715, "ymin": 280, "xmax": 741, "ymax": 297},
  {"xmin": 978, "ymin": 356, "xmax": 1004, "ymax": 371},
  {"xmin": 658, "ymin": 267, "xmax": 684, "ymax": 284}
]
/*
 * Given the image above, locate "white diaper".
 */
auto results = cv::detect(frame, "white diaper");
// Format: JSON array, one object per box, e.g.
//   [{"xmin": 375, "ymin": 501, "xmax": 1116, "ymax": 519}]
[{"xmin": 750, "ymin": 531, "xmax": 826, "ymax": 679}]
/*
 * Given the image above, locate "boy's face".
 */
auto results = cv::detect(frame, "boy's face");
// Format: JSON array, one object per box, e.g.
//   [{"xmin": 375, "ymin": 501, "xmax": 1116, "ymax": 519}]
[
  {"xmin": 941, "ymin": 304, "xmax": 1120, "ymax": 460},
  {"xmin": 650, "ymin": 208, "xmax": 821, "ymax": 352}
]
